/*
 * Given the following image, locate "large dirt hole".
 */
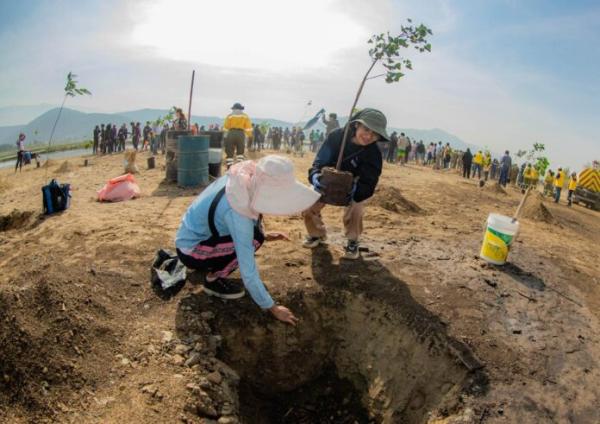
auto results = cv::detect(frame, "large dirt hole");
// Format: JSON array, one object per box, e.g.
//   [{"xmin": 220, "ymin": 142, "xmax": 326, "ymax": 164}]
[{"xmin": 182, "ymin": 287, "xmax": 484, "ymax": 423}]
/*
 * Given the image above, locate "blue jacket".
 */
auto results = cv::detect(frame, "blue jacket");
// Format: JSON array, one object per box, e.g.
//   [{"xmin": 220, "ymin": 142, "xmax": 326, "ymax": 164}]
[
  {"xmin": 175, "ymin": 176, "xmax": 274, "ymax": 309},
  {"xmin": 308, "ymin": 127, "xmax": 382, "ymax": 202}
]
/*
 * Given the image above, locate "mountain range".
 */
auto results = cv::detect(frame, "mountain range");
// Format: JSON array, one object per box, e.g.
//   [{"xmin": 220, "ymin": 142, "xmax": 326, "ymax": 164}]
[{"xmin": 0, "ymin": 105, "xmax": 482, "ymax": 153}]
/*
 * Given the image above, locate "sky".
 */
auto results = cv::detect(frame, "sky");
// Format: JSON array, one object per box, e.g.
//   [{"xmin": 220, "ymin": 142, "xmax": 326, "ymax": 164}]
[{"xmin": 0, "ymin": 0, "xmax": 599, "ymax": 169}]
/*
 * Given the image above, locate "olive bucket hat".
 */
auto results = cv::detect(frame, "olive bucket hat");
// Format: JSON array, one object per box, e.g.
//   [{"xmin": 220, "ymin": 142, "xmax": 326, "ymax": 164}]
[{"xmin": 350, "ymin": 108, "xmax": 390, "ymax": 141}]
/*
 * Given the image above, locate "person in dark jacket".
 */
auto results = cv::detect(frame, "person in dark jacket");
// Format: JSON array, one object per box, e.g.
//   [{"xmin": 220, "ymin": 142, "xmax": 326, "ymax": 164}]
[
  {"xmin": 462, "ymin": 148, "xmax": 473, "ymax": 178},
  {"xmin": 321, "ymin": 112, "xmax": 340, "ymax": 136},
  {"xmin": 302, "ymin": 108, "xmax": 389, "ymax": 259},
  {"xmin": 387, "ymin": 131, "xmax": 398, "ymax": 163},
  {"xmin": 92, "ymin": 125, "xmax": 100, "ymax": 154}
]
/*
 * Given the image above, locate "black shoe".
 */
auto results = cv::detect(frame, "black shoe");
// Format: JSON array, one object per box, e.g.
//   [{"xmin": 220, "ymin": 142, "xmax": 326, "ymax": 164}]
[
  {"xmin": 203, "ymin": 277, "xmax": 245, "ymax": 299},
  {"xmin": 343, "ymin": 240, "xmax": 360, "ymax": 260}
]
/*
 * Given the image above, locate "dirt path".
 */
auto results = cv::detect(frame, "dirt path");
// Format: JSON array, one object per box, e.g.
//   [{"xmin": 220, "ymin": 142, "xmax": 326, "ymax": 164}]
[{"xmin": 1, "ymin": 151, "xmax": 599, "ymax": 423}]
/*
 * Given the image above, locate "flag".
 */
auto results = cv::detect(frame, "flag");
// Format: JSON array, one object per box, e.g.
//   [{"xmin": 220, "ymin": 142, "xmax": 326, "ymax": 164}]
[{"xmin": 303, "ymin": 108, "xmax": 325, "ymax": 130}]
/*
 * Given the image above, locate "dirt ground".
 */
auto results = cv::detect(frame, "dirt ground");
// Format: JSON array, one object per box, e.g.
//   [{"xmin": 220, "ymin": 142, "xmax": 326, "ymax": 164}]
[{"xmin": 1, "ymin": 149, "xmax": 599, "ymax": 423}]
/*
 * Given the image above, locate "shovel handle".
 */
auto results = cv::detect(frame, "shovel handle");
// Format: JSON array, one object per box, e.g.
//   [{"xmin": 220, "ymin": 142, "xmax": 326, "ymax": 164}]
[{"xmin": 512, "ymin": 186, "xmax": 532, "ymax": 222}]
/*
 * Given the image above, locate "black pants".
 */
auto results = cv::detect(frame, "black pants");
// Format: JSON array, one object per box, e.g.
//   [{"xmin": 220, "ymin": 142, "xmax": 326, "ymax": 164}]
[
  {"xmin": 463, "ymin": 162, "xmax": 471, "ymax": 178},
  {"xmin": 15, "ymin": 151, "xmax": 24, "ymax": 172}
]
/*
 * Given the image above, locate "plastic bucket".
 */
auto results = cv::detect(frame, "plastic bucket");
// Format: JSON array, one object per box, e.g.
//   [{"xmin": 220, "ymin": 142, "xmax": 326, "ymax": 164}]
[
  {"xmin": 165, "ymin": 130, "xmax": 190, "ymax": 182},
  {"xmin": 479, "ymin": 213, "xmax": 519, "ymax": 265},
  {"xmin": 177, "ymin": 135, "xmax": 209, "ymax": 187}
]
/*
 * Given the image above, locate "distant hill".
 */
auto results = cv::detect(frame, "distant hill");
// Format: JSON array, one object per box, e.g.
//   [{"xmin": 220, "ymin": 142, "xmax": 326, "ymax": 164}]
[
  {"xmin": 0, "ymin": 106, "xmax": 484, "ymax": 154},
  {"xmin": 0, "ymin": 103, "xmax": 57, "ymax": 126}
]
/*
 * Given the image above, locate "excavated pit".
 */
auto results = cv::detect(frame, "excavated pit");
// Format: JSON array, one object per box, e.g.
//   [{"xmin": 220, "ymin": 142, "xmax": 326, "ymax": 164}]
[{"xmin": 178, "ymin": 282, "xmax": 486, "ymax": 424}]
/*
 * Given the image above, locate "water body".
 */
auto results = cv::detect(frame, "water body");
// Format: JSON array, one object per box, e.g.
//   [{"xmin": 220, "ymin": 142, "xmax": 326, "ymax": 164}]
[{"xmin": 0, "ymin": 148, "xmax": 92, "ymax": 169}]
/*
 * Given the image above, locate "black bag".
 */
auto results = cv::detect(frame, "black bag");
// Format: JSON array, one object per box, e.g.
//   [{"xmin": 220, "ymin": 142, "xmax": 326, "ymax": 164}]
[
  {"xmin": 151, "ymin": 249, "xmax": 187, "ymax": 299},
  {"xmin": 42, "ymin": 179, "xmax": 71, "ymax": 215}
]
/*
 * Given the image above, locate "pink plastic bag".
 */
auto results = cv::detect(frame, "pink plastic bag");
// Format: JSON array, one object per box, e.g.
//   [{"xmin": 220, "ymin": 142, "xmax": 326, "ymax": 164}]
[{"xmin": 97, "ymin": 173, "xmax": 141, "ymax": 202}]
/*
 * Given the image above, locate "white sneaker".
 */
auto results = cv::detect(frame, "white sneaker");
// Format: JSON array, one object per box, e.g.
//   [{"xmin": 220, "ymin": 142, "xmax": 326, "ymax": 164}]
[{"xmin": 302, "ymin": 236, "xmax": 326, "ymax": 248}]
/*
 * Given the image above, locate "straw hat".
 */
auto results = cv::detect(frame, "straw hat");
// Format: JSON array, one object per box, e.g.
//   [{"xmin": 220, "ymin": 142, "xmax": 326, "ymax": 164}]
[{"xmin": 226, "ymin": 155, "xmax": 320, "ymax": 218}]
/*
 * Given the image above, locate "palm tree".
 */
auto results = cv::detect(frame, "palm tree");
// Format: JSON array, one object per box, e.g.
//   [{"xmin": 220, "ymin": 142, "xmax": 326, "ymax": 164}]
[{"xmin": 47, "ymin": 72, "xmax": 91, "ymax": 154}]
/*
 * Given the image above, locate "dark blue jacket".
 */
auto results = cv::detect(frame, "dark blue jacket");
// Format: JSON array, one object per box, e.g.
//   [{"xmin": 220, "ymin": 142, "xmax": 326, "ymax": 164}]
[{"xmin": 308, "ymin": 127, "xmax": 382, "ymax": 203}]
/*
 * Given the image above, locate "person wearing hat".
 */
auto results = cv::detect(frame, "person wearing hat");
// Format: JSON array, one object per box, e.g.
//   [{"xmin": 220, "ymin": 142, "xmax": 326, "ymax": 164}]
[
  {"xmin": 321, "ymin": 112, "xmax": 340, "ymax": 136},
  {"xmin": 303, "ymin": 108, "xmax": 389, "ymax": 259},
  {"xmin": 223, "ymin": 103, "xmax": 253, "ymax": 169},
  {"xmin": 175, "ymin": 155, "xmax": 320, "ymax": 325}
]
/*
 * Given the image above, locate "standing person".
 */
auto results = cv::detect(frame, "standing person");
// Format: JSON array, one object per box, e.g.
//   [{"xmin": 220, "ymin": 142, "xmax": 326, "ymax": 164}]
[
  {"xmin": 160, "ymin": 124, "xmax": 169, "ymax": 154},
  {"xmin": 499, "ymin": 150, "xmax": 512, "ymax": 187},
  {"xmin": 396, "ymin": 133, "xmax": 410, "ymax": 165},
  {"xmin": 253, "ymin": 123, "xmax": 263, "ymax": 151},
  {"xmin": 100, "ymin": 124, "xmax": 106, "ymax": 154},
  {"xmin": 554, "ymin": 168, "xmax": 565, "ymax": 203},
  {"xmin": 151, "ymin": 122, "xmax": 161, "ymax": 154},
  {"xmin": 417, "ymin": 141, "xmax": 426, "ymax": 164},
  {"xmin": 405, "ymin": 137, "xmax": 412, "ymax": 164},
  {"xmin": 317, "ymin": 130, "xmax": 325, "ymax": 152},
  {"xmin": 302, "ymin": 108, "xmax": 390, "ymax": 259},
  {"xmin": 223, "ymin": 102, "xmax": 252, "ymax": 169},
  {"xmin": 143, "ymin": 122, "xmax": 152, "ymax": 151},
  {"xmin": 176, "ymin": 155, "xmax": 320, "ymax": 325},
  {"xmin": 14, "ymin": 133, "xmax": 26, "ymax": 172},
  {"xmin": 118, "ymin": 124, "xmax": 128, "ymax": 152},
  {"xmin": 543, "ymin": 170, "xmax": 555, "ymax": 197},
  {"xmin": 133, "ymin": 123, "xmax": 141, "ymax": 151},
  {"xmin": 482, "ymin": 152, "xmax": 492, "ymax": 181},
  {"xmin": 435, "ymin": 141, "xmax": 443, "ymax": 169},
  {"xmin": 472, "ymin": 150, "xmax": 483, "ymax": 179},
  {"xmin": 111, "ymin": 124, "xmax": 117, "ymax": 153},
  {"xmin": 93, "ymin": 125, "xmax": 100, "ymax": 154},
  {"xmin": 387, "ymin": 131, "xmax": 398, "ymax": 163},
  {"xmin": 175, "ymin": 108, "xmax": 188, "ymax": 130},
  {"xmin": 321, "ymin": 112, "xmax": 340, "ymax": 136},
  {"xmin": 104, "ymin": 123, "xmax": 112, "ymax": 154},
  {"xmin": 443, "ymin": 143, "xmax": 452, "ymax": 169},
  {"xmin": 490, "ymin": 158, "xmax": 499, "ymax": 180},
  {"xmin": 567, "ymin": 172, "xmax": 578, "ymax": 206},
  {"xmin": 462, "ymin": 148, "xmax": 473, "ymax": 178}
]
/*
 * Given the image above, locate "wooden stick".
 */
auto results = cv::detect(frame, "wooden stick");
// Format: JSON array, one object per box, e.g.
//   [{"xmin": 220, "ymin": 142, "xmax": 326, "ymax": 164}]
[
  {"xmin": 335, "ymin": 59, "xmax": 378, "ymax": 170},
  {"xmin": 187, "ymin": 70, "xmax": 195, "ymax": 131},
  {"xmin": 512, "ymin": 186, "xmax": 532, "ymax": 222}
]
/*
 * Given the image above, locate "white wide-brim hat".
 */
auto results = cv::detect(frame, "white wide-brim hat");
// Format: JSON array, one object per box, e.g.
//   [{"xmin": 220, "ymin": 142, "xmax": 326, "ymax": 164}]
[{"xmin": 251, "ymin": 155, "xmax": 320, "ymax": 215}]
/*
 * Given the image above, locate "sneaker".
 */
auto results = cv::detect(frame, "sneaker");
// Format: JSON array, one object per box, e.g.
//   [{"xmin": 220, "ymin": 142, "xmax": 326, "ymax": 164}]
[
  {"xmin": 343, "ymin": 240, "xmax": 360, "ymax": 260},
  {"xmin": 303, "ymin": 235, "xmax": 326, "ymax": 248},
  {"xmin": 203, "ymin": 277, "xmax": 245, "ymax": 300}
]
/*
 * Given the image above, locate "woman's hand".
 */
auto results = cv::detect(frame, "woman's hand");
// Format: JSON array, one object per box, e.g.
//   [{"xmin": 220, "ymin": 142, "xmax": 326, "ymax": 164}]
[
  {"xmin": 264, "ymin": 232, "xmax": 290, "ymax": 242},
  {"xmin": 269, "ymin": 305, "xmax": 299, "ymax": 326}
]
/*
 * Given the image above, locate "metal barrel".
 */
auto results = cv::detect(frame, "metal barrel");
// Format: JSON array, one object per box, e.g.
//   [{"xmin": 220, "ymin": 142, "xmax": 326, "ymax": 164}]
[
  {"xmin": 165, "ymin": 130, "xmax": 190, "ymax": 182},
  {"xmin": 177, "ymin": 135, "xmax": 209, "ymax": 187}
]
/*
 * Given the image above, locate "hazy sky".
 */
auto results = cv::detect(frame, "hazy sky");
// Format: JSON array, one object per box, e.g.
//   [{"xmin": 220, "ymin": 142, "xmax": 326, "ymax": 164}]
[{"xmin": 0, "ymin": 0, "xmax": 598, "ymax": 169}]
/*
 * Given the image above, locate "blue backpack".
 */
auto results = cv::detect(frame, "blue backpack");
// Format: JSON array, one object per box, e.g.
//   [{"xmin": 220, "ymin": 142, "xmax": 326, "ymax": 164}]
[{"xmin": 42, "ymin": 179, "xmax": 71, "ymax": 215}]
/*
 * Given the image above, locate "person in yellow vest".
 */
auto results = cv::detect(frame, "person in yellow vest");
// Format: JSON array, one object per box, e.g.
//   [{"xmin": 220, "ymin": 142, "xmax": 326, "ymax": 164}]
[
  {"xmin": 530, "ymin": 165, "xmax": 539, "ymax": 190},
  {"xmin": 482, "ymin": 152, "xmax": 492, "ymax": 181},
  {"xmin": 543, "ymin": 170, "xmax": 554, "ymax": 196},
  {"xmin": 522, "ymin": 163, "xmax": 532, "ymax": 188},
  {"xmin": 472, "ymin": 150, "xmax": 483, "ymax": 179},
  {"xmin": 223, "ymin": 102, "xmax": 253, "ymax": 168},
  {"xmin": 554, "ymin": 168, "xmax": 565, "ymax": 203},
  {"xmin": 567, "ymin": 172, "xmax": 578, "ymax": 207}
]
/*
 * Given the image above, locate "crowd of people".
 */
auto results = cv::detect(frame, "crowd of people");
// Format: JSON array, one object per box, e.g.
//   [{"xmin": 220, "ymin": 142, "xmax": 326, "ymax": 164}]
[{"xmin": 91, "ymin": 108, "xmax": 189, "ymax": 155}]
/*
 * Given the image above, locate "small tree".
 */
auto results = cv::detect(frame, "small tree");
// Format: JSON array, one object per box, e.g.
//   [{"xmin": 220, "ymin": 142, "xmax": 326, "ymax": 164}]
[
  {"xmin": 335, "ymin": 20, "xmax": 432, "ymax": 169},
  {"xmin": 47, "ymin": 72, "xmax": 91, "ymax": 152},
  {"xmin": 516, "ymin": 142, "xmax": 549, "ymax": 176}
]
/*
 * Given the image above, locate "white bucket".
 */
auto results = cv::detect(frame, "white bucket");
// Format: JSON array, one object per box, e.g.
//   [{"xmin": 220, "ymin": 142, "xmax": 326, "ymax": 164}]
[
  {"xmin": 479, "ymin": 213, "xmax": 519, "ymax": 265},
  {"xmin": 209, "ymin": 148, "xmax": 222, "ymax": 164}
]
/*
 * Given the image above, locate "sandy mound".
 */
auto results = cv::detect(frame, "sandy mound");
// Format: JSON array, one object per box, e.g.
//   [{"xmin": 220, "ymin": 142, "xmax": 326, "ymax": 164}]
[
  {"xmin": 0, "ymin": 209, "xmax": 36, "ymax": 232},
  {"xmin": 486, "ymin": 182, "xmax": 507, "ymax": 195},
  {"xmin": 372, "ymin": 185, "xmax": 423, "ymax": 214},
  {"xmin": 42, "ymin": 159, "xmax": 54, "ymax": 168},
  {"xmin": 520, "ymin": 192, "xmax": 555, "ymax": 223},
  {"xmin": 55, "ymin": 160, "xmax": 75, "ymax": 174}
]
